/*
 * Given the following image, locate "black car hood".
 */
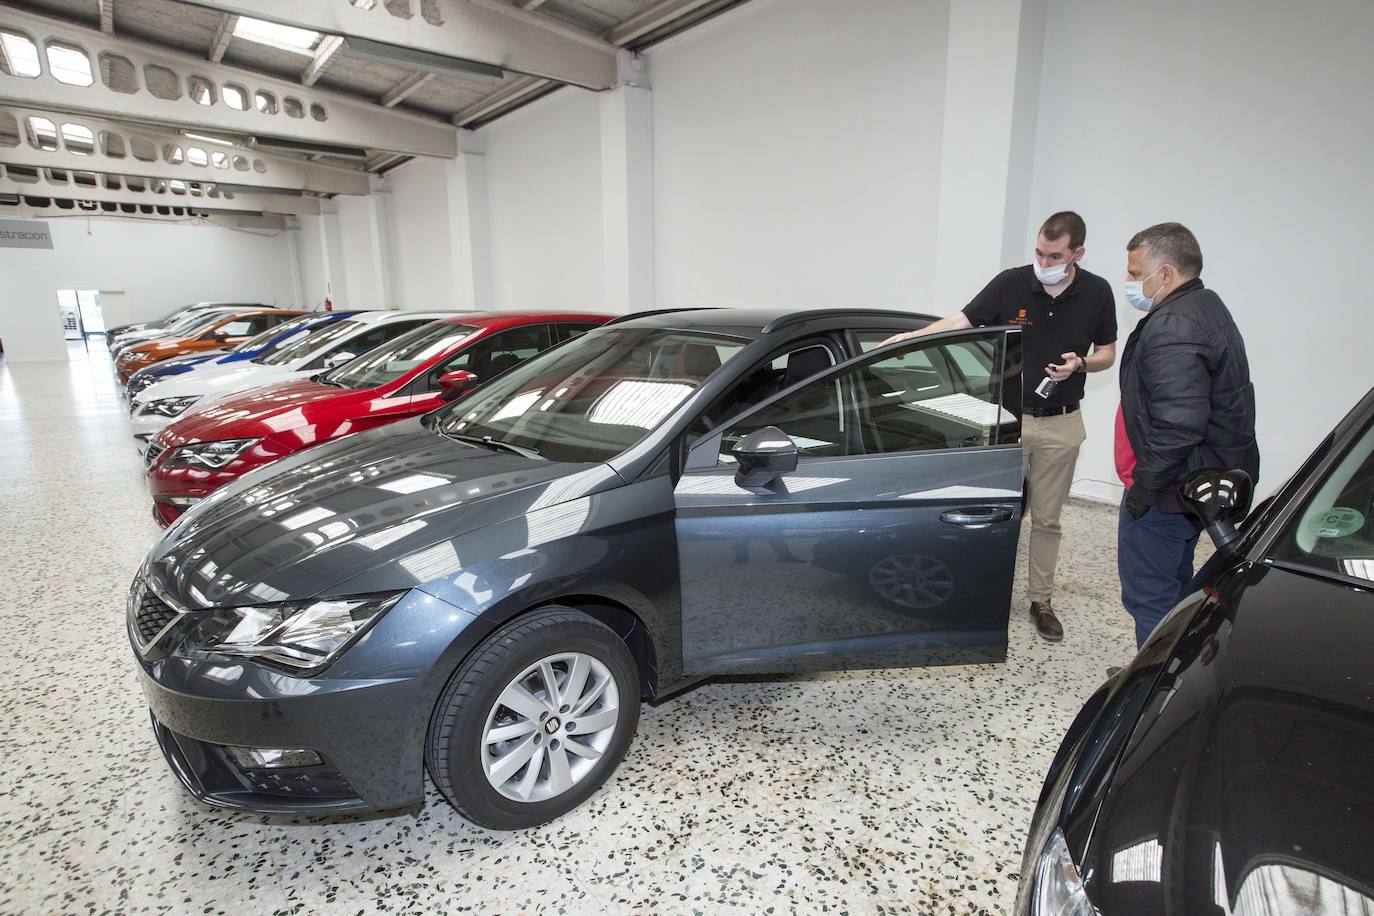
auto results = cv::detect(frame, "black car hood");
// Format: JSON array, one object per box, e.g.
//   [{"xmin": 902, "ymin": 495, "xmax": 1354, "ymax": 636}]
[
  {"xmin": 1080, "ymin": 562, "xmax": 1374, "ymax": 913},
  {"xmin": 145, "ymin": 420, "xmax": 615, "ymax": 607}
]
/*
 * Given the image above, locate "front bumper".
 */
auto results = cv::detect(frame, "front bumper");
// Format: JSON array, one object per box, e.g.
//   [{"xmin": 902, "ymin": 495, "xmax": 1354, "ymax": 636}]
[{"xmin": 138, "ymin": 646, "xmax": 428, "ymax": 815}]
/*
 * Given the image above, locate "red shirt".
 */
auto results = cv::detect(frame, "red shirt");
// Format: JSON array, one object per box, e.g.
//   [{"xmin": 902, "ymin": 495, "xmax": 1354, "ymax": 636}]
[{"xmin": 1115, "ymin": 402, "xmax": 1137, "ymax": 489}]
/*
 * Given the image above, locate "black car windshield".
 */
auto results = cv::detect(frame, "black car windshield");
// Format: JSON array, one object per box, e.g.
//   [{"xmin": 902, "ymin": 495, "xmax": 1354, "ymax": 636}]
[
  {"xmin": 436, "ymin": 327, "xmax": 748, "ymax": 463},
  {"xmin": 319, "ymin": 321, "xmax": 475, "ymax": 389},
  {"xmin": 1270, "ymin": 415, "xmax": 1374, "ymax": 585},
  {"xmin": 231, "ymin": 315, "xmax": 314, "ymax": 354},
  {"xmin": 257, "ymin": 318, "xmax": 362, "ymax": 366}
]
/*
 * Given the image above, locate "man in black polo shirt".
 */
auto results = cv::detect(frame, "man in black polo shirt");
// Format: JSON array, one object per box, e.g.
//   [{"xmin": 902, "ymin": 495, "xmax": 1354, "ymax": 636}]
[{"xmin": 885, "ymin": 211, "xmax": 1117, "ymax": 641}]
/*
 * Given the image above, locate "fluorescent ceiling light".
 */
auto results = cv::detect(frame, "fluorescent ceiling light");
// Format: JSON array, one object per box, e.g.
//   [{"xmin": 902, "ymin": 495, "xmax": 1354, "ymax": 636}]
[{"xmin": 232, "ymin": 17, "xmax": 322, "ymax": 56}]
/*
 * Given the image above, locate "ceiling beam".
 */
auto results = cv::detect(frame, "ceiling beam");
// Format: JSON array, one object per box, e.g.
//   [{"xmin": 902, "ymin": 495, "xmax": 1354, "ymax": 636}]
[
  {"xmin": 301, "ymin": 35, "xmax": 345, "ymax": 87},
  {"xmin": 98, "ymin": 0, "xmax": 115, "ymax": 34},
  {"xmin": 0, "ymin": 167, "xmax": 320, "ymax": 217},
  {"xmin": 1, "ymin": 103, "xmax": 371, "ymax": 194},
  {"xmin": 607, "ymin": 0, "xmax": 719, "ymax": 46},
  {"xmin": 452, "ymin": 75, "xmax": 549, "ymax": 127},
  {"xmin": 183, "ymin": 0, "xmax": 618, "ymax": 89},
  {"xmin": 380, "ymin": 71, "xmax": 433, "ymax": 108},
  {"xmin": 207, "ymin": 13, "xmax": 237, "ymax": 62},
  {"xmin": 0, "ymin": 6, "xmax": 458, "ymax": 158}
]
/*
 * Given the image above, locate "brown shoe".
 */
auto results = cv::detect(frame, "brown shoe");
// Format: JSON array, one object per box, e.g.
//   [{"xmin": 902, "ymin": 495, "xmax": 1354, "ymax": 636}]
[{"xmin": 1030, "ymin": 601, "xmax": 1064, "ymax": 642}]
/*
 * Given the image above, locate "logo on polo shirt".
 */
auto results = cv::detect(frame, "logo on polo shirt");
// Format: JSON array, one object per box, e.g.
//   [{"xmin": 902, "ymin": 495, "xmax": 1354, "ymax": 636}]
[{"xmin": 1010, "ymin": 307, "xmax": 1031, "ymax": 326}]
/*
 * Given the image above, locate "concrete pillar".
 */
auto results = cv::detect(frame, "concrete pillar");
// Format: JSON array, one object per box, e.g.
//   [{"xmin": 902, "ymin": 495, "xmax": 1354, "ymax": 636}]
[
  {"xmin": 445, "ymin": 129, "xmax": 493, "ymax": 311},
  {"xmin": 363, "ymin": 177, "xmax": 395, "ymax": 308},
  {"xmin": 932, "ymin": 0, "xmax": 1047, "ymax": 310},
  {"xmin": 317, "ymin": 201, "xmax": 349, "ymax": 309},
  {"xmin": 599, "ymin": 54, "xmax": 654, "ymax": 314}
]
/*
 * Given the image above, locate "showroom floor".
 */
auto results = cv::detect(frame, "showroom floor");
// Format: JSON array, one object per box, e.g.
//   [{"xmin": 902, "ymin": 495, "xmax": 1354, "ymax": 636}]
[{"xmin": 0, "ymin": 349, "xmax": 1175, "ymax": 914}]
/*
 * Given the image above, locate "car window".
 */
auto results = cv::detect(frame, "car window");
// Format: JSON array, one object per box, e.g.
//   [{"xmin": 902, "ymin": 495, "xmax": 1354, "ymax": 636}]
[
  {"xmin": 437, "ymin": 327, "xmax": 749, "ymax": 464},
  {"xmin": 558, "ymin": 322, "xmax": 602, "ymax": 343},
  {"xmin": 320, "ymin": 321, "xmax": 476, "ymax": 390},
  {"xmin": 690, "ymin": 341, "xmax": 838, "ymax": 438},
  {"xmin": 1270, "ymin": 417, "xmax": 1374, "ymax": 584},
  {"xmin": 301, "ymin": 320, "xmax": 428, "ymax": 371},
  {"xmin": 216, "ymin": 319, "xmax": 255, "ymax": 338},
  {"xmin": 418, "ymin": 325, "xmax": 551, "ymax": 392},
  {"xmin": 257, "ymin": 319, "xmax": 363, "ymax": 366},
  {"xmin": 717, "ymin": 331, "xmax": 1016, "ymax": 462}
]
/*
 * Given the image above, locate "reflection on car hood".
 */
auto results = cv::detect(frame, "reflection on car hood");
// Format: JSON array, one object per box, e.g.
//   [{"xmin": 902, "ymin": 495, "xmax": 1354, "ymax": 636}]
[
  {"xmin": 157, "ymin": 378, "xmax": 354, "ymax": 446},
  {"xmin": 145, "ymin": 422, "xmax": 607, "ymax": 608},
  {"xmin": 134, "ymin": 361, "xmax": 296, "ymax": 408},
  {"xmin": 1082, "ymin": 563, "xmax": 1374, "ymax": 914}
]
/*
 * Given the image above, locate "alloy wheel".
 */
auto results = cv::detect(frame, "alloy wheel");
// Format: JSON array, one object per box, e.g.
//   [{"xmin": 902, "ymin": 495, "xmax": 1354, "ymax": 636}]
[{"xmin": 480, "ymin": 652, "xmax": 621, "ymax": 803}]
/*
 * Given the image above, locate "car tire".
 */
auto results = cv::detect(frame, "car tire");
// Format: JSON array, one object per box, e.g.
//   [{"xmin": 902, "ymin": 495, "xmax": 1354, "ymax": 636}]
[{"xmin": 425, "ymin": 605, "xmax": 641, "ymax": 829}]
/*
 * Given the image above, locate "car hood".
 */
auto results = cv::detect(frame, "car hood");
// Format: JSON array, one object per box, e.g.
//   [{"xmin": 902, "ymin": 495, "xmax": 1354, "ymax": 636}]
[
  {"xmin": 157, "ymin": 378, "xmax": 356, "ymax": 446},
  {"xmin": 144, "ymin": 421, "xmax": 610, "ymax": 607},
  {"xmin": 135, "ymin": 361, "xmax": 294, "ymax": 408},
  {"xmin": 1081, "ymin": 563, "xmax": 1374, "ymax": 913}
]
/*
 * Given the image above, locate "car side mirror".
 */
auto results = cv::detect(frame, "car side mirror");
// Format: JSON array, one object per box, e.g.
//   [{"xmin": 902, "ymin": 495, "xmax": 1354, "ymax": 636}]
[
  {"xmin": 438, "ymin": 369, "xmax": 479, "ymax": 401},
  {"xmin": 214, "ymin": 330, "xmax": 231, "ymax": 341},
  {"xmin": 732, "ymin": 426, "xmax": 798, "ymax": 488},
  {"xmin": 323, "ymin": 350, "xmax": 357, "ymax": 370},
  {"xmin": 1178, "ymin": 469, "xmax": 1253, "ymax": 552}
]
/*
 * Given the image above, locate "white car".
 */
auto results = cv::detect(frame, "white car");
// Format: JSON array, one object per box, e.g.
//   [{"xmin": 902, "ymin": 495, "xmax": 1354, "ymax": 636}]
[
  {"xmin": 128, "ymin": 310, "xmax": 457, "ymax": 446},
  {"xmin": 109, "ymin": 305, "xmax": 262, "ymax": 356}
]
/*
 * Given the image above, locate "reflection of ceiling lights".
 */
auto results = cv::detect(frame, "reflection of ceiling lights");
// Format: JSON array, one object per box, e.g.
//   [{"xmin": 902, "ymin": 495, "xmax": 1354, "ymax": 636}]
[
  {"xmin": 588, "ymin": 380, "xmax": 693, "ymax": 428},
  {"xmin": 377, "ymin": 473, "xmax": 449, "ymax": 495},
  {"xmin": 184, "ymin": 132, "xmax": 238, "ymax": 147},
  {"xmin": 232, "ymin": 17, "xmax": 323, "ymax": 55}
]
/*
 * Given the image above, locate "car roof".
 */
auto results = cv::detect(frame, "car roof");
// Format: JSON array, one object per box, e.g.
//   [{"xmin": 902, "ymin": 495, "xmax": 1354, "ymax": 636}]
[
  {"xmin": 342, "ymin": 309, "xmax": 466, "ymax": 326},
  {"xmin": 599, "ymin": 307, "xmax": 941, "ymax": 338},
  {"xmin": 431, "ymin": 310, "xmax": 615, "ymax": 329}
]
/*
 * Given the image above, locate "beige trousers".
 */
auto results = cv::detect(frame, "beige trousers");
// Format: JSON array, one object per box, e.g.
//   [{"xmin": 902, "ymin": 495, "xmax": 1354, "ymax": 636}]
[{"xmin": 1021, "ymin": 410, "xmax": 1086, "ymax": 604}]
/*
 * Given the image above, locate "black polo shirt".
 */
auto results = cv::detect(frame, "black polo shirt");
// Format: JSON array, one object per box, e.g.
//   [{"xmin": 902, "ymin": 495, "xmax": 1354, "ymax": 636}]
[{"xmin": 963, "ymin": 264, "xmax": 1117, "ymax": 409}]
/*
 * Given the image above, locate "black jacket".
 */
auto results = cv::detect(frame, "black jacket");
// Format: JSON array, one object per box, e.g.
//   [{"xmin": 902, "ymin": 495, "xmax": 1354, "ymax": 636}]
[{"xmin": 1120, "ymin": 278, "xmax": 1259, "ymax": 509}]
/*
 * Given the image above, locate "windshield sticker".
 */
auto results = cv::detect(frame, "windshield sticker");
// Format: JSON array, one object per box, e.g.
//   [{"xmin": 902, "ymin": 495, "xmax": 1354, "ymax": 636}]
[{"xmin": 1306, "ymin": 507, "xmax": 1366, "ymax": 539}]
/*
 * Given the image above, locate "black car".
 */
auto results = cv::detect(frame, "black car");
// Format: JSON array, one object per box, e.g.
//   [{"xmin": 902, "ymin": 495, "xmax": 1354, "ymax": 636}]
[
  {"xmin": 1018, "ymin": 387, "xmax": 1374, "ymax": 915},
  {"xmin": 129, "ymin": 307, "xmax": 1026, "ymax": 829}
]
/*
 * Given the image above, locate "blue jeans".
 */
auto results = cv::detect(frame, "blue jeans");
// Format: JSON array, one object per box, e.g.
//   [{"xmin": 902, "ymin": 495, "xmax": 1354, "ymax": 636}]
[{"xmin": 1118, "ymin": 499, "xmax": 1201, "ymax": 648}]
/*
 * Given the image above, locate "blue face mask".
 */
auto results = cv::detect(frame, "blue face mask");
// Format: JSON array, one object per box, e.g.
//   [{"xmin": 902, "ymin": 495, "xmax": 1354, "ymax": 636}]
[{"xmin": 1123, "ymin": 266, "xmax": 1164, "ymax": 311}]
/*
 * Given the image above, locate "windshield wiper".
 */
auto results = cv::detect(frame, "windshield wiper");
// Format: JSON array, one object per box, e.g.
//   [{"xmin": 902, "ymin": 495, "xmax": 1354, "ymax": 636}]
[
  {"xmin": 311, "ymin": 374, "xmax": 349, "ymax": 388},
  {"xmin": 440, "ymin": 430, "xmax": 542, "ymax": 459}
]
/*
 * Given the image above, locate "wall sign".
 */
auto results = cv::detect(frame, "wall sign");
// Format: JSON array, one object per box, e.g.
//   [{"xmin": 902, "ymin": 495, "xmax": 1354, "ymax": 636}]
[{"xmin": 0, "ymin": 219, "xmax": 54, "ymax": 249}]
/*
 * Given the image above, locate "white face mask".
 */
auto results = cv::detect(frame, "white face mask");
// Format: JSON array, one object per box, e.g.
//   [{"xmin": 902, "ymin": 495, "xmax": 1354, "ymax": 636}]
[
  {"xmin": 1034, "ymin": 261, "xmax": 1071, "ymax": 286},
  {"xmin": 1124, "ymin": 266, "xmax": 1164, "ymax": 311}
]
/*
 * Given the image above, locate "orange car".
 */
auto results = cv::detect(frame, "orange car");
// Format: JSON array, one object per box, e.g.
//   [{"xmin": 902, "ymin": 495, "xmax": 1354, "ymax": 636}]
[{"xmin": 115, "ymin": 309, "xmax": 308, "ymax": 384}]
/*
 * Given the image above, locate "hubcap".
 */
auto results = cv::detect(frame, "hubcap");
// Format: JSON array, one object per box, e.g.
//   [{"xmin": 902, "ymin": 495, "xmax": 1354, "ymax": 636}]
[{"xmin": 481, "ymin": 652, "xmax": 620, "ymax": 803}]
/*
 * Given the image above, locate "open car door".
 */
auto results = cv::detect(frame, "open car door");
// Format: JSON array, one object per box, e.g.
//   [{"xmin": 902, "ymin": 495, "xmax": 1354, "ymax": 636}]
[{"xmin": 674, "ymin": 327, "xmax": 1023, "ymax": 675}]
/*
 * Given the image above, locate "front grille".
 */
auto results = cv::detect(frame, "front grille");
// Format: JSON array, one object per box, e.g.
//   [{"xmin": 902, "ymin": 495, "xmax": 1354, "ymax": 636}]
[
  {"xmin": 144, "ymin": 441, "xmax": 166, "ymax": 468},
  {"xmin": 242, "ymin": 767, "xmax": 357, "ymax": 800},
  {"xmin": 133, "ymin": 586, "xmax": 179, "ymax": 649}
]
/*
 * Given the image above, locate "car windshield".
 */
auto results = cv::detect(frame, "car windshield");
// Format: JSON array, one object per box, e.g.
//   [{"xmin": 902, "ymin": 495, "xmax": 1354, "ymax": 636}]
[
  {"xmin": 1270, "ymin": 415, "xmax": 1374, "ymax": 585},
  {"xmin": 436, "ymin": 327, "xmax": 749, "ymax": 464},
  {"xmin": 173, "ymin": 314, "xmax": 231, "ymax": 339},
  {"xmin": 230, "ymin": 315, "xmax": 314, "ymax": 354},
  {"xmin": 256, "ymin": 318, "xmax": 362, "ymax": 366},
  {"xmin": 319, "ymin": 321, "xmax": 475, "ymax": 389}
]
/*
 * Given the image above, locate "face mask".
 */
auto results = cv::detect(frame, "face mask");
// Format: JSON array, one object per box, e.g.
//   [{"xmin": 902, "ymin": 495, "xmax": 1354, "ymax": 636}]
[
  {"xmin": 1124, "ymin": 266, "xmax": 1164, "ymax": 311},
  {"xmin": 1034, "ymin": 261, "xmax": 1070, "ymax": 286}
]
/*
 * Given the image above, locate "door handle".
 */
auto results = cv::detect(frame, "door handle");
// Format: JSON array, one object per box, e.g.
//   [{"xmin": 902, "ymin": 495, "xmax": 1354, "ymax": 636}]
[{"xmin": 940, "ymin": 506, "xmax": 1015, "ymax": 528}]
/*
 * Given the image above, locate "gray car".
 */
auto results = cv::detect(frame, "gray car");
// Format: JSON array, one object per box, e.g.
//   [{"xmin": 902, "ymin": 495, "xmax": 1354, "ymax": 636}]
[{"xmin": 129, "ymin": 307, "xmax": 1026, "ymax": 829}]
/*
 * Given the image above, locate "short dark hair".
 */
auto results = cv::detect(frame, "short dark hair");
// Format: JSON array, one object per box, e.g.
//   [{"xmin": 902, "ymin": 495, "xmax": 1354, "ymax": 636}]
[
  {"xmin": 1127, "ymin": 222, "xmax": 1203, "ymax": 278},
  {"xmin": 1039, "ymin": 211, "xmax": 1086, "ymax": 250}
]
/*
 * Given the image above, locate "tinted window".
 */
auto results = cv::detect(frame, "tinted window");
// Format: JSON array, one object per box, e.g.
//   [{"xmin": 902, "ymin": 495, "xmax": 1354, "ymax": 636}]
[
  {"xmin": 321, "ymin": 322, "xmax": 476, "ymax": 389},
  {"xmin": 558, "ymin": 322, "xmax": 602, "ymax": 343},
  {"xmin": 1271, "ymin": 418, "xmax": 1374, "ymax": 584},
  {"xmin": 690, "ymin": 342, "xmax": 837, "ymax": 438},
  {"xmin": 437, "ymin": 328, "xmax": 748, "ymax": 464},
  {"xmin": 417, "ymin": 325, "xmax": 550, "ymax": 392},
  {"xmin": 230, "ymin": 315, "xmax": 312, "ymax": 353},
  {"xmin": 301, "ymin": 320, "xmax": 429, "ymax": 371},
  {"xmin": 718, "ymin": 332, "xmax": 1015, "ymax": 462}
]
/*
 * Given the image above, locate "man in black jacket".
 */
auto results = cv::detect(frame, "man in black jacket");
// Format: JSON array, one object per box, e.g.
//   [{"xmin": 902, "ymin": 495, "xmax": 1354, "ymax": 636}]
[{"xmin": 1115, "ymin": 222, "xmax": 1259, "ymax": 647}]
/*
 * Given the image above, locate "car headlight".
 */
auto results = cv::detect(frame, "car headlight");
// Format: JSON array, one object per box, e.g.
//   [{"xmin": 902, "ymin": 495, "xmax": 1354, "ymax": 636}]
[
  {"xmin": 165, "ymin": 438, "xmax": 260, "ymax": 470},
  {"xmin": 1028, "ymin": 829, "xmax": 1099, "ymax": 916},
  {"xmin": 140, "ymin": 395, "xmax": 202, "ymax": 418},
  {"xmin": 176, "ymin": 592, "xmax": 405, "ymax": 671}
]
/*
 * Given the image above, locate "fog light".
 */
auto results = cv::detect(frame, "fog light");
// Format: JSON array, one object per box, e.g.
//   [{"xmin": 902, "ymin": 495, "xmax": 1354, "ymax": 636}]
[
  {"xmin": 161, "ymin": 496, "xmax": 202, "ymax": 507},
  {"xmin": 223, "ymin": 746, "xmax": 323, "ymax": 770}
]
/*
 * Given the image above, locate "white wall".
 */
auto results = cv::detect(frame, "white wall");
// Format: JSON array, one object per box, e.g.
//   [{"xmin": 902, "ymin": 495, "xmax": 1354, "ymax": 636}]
[
  {"xmin": 484, "ymin": 88, "xmax": 605, "ymax": 311},
  {"xmin": 384, "ymin": 156, "xmax": 458, "ymax": 309},
  {"xmin": 0, "ymin": 216, "xmax": 298, "ymax": 361},
  {"xmin": 649, "ymin": 0, "xmax": 949, "ymax": 312},
  {"xmin": 1024, "ymin": 0, "xmax": 1374, "ymax": 499}
]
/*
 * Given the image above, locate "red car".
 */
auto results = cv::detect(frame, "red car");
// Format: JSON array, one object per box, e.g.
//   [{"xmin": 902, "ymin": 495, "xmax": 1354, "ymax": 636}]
[{"xmin": 144, "ymin": 311, "xmax": 611, "ymax": 526}]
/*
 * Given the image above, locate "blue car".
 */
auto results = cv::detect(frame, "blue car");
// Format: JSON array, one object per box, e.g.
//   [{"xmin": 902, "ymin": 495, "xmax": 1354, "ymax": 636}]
[{"xmin": 124, "ymin": 311, "xmax": 357, "ymax": 401}]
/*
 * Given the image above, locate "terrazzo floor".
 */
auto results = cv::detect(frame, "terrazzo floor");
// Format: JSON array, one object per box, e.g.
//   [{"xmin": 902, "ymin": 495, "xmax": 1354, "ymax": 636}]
[{"xmin": 0, "ymin": 347, "xmax": 1175, "ymax": 915}]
